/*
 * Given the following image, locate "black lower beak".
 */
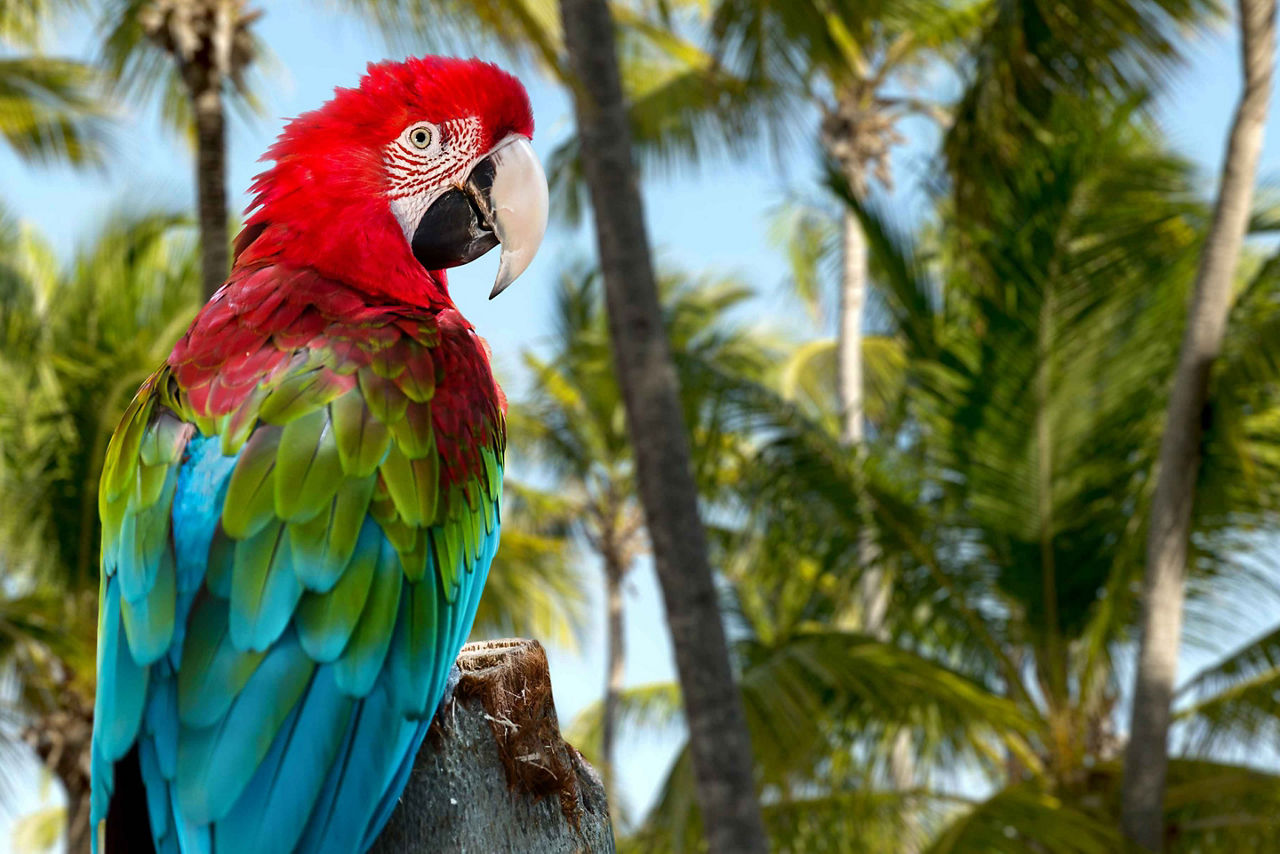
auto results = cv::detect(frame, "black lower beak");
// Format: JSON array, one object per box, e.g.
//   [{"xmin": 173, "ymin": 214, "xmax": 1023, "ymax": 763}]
[{"xmin": 411, "ymin": 158, "xmax": 499, "ymax": 271}]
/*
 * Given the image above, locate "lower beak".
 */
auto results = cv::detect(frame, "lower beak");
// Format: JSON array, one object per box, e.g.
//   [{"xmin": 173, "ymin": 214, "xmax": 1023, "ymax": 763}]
[{"xmin": 410, "ymin": 136, "xmax": 549, "ymax": 299}]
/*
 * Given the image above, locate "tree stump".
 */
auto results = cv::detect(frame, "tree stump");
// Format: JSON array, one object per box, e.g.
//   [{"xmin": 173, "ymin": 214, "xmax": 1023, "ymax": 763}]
[{"xmin": 370, "ymin": 639, "xmax": 616, "ymax": 854}]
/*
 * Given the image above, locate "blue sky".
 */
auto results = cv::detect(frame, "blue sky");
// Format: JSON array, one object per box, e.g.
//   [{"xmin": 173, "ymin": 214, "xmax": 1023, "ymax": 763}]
[{"xmin": 4, "ymin": 2, "xmax": 1280, "ymax": 847}]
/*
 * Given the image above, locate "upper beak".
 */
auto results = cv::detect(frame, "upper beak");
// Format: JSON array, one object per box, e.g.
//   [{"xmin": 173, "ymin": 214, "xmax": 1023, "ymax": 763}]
[{"xmin": 410, "ymin": 136, "xmax": 549, "ymax": 299}]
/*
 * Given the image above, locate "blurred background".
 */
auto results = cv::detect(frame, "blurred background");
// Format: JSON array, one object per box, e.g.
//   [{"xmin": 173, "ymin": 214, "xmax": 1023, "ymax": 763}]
[{"xmin": 3, "ymin": 0, "xmax": 1280, "ymax": 852}]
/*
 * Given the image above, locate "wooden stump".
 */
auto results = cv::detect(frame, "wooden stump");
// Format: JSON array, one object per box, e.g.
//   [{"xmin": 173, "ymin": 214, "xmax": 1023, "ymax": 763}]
[{"xmin": 370, "ymin": 639, "xmax": 616, "ymax": 854}]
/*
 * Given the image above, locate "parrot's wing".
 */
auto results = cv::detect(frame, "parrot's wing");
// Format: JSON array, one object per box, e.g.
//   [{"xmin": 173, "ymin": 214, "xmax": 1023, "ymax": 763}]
[{"xmin": 91, "ymin": 270, "xmax": 504, "ymax": 854}]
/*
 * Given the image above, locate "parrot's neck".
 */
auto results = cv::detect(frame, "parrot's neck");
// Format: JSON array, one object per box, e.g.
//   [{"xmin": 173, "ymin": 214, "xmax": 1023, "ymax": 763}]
[{"xmin": 236, "ymin": 162, "xmax": 454, "ymax": 310}]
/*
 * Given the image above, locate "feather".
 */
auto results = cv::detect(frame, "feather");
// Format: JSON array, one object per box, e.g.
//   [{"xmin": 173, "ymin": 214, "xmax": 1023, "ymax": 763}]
[
  {"xmin": 330, "ymin": 390, "xmax": 392, "ymax": 477},
  {"xmin": 385, "ymin": 569, "xmax": 442, "ymax": 717},
  {"xmin": 120, "ymin": 546, "xmax": 176, "ymax": 665},
  {"xmin": 396, "ymin": 348, "xmax": 436, "ymax": 403},
  {"xmin": 117, "ymin": 466, "xmax": 178, "ymax": 603},
  {"xmin": 229, "ymin": 520, "xmax": 303, "ymax": 652},
  {"xmin": 171, "ymin": 435, "xmax": 238, "ymax": 593},
  {"xmin": 221, "ymin": 425, "xmax": 282, "ymax": 539},
  {"xmin": 297, "ymin": 520, "xmax": 381, "ymax": 661},
  {"xmin": 212, "ymin": 669, "xmax": 354, "ymax": 854},
  {"xmin": 290, "ymin": 472, "xmax": 377, "ymax": 592},
  {"xmin": 292, "ymin": 682, "xmax": 416, "ymax": 854},
  {"xmin": 275, "ymin": 407, "xmax": 346, "ymax": 522},
  {"xmin": 358, "ymin": 366, "xmax": 410, "ymax": 424},
  {"xmin": 334, "ymin": 536, "xmax": 402, "ymax": 696},
  {"xmin": 175, "ymin": 630, "xmax": 314, "ymax": 824},
  {"xmin": 94, "ymin": 577, "xmax": 150, "ymax": 763},
  {"xmin": 380, "ymin": 444, "xmax": 439, "ymax": 528},
  {"xmin": 177, "ymin": 597, "xmax": 267, "ymax": 729}
]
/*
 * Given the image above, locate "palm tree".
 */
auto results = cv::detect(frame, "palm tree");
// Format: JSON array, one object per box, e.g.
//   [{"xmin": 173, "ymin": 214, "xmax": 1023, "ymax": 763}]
[
  {"xmin": 665, "ymin": 5, "xmax": 981, "ymax": 804},
  {"xmin": 944, "ymin": 0, "xmax": 1219, "ymax": 220},
  {"xmin": 0, "ymin": 0, "xmax": 107, "ymax": 168},
  {"xmin": 706, "ymin": 0, "xmax": 976, "ymax": 438},
  {"xmin": 840, "ymin": 92, "xmax": 1280, "ymax": 850},
  {"xmin": 608, "ymin": 88, "xmax": 1280, "ymax": 852},
  {"xmin": 99, "ymin": 0, "xmax": 264, "ymax": 299},
  {"xmin": 556, "ymin": 2, "xmax": 770, "ymax": 849},
  {"xmin": 1123, "ymin": 2, "xmax": 1276, "ymax": 847},
  {"xmin": 512, "ymin": 264, "xmax": 772, "ymax": 808}
]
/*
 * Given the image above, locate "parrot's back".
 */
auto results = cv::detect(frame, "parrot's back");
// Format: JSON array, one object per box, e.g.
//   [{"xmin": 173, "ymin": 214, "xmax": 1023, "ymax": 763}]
[{"xmin": 89, "ymin": 262, "xmax": 505, "ymax": 854}]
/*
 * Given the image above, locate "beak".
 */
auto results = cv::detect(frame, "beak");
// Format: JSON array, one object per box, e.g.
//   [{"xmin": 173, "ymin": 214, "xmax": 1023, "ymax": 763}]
[{"xmin": 410, "ymin": 136, "xmax": 549, "ymax": 299}]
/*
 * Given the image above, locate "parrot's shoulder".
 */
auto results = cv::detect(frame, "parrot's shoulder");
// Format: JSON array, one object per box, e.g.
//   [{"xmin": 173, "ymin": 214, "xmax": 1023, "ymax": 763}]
[{"xmin": 163, "ymin": 263, "xmax": 503, "ymax": 455}]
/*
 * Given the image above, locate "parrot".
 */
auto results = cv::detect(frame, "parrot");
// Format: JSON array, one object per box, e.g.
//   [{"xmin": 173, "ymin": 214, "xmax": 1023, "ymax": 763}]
[{"xmin": 88, "ymin": 55, "xmax": 549, "ymax": 854}]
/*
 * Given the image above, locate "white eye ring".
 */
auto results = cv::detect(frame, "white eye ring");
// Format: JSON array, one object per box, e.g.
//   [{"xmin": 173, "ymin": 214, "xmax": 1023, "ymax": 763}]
[{"xmin": 407, "ymin": 124, "xmax": 435, "ymax": 150}]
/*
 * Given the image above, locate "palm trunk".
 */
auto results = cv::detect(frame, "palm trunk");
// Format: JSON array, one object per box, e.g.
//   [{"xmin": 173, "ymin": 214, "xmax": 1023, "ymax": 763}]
[
  {"xmin": 600, "ymin": 547, "xmax": 626, "ymax": 803},
  {"xmin": 839, "ymin": 208, "xmax": 867, "ymax": 446},
  {"xmin": 192, "ymin": 87, "xmax": 229, "ymax": 301},
  {"xmin": 840, "ymin": 170, "xmax": 916, "ymax": 805},
  {"xmin": 1120, "ymin": 1, "xmax": 1276, "ymax": 849},
  {"xmin": 557, "ymin": 1, "xmax": 768, "ymax": 851}
]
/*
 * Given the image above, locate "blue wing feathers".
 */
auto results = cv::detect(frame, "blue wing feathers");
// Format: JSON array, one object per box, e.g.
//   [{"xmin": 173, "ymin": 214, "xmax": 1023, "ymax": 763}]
[
  {"xmin": 93, "ymin": 413, "xmax": 502, "ymax": 854},
  {"xmin": 215, "ymin": 666, "xmax": 355, "ymax": 853},
  {"xmin": 145, "ymin": 667, "xmax": 179, "ymax": 779},
  {"xmin": 229, "ymin": 520, "xmax": 304, "ymax": 652},
  {"xmin": 94, "ymin": 578, "xmax": 150, "ymax": 764},
  {"xmin": 120, "ymin": 547, "xmax": 177, "ymax": 664},
  {"xmin": 176, "ymin": 628, "xmax": 316, "ymax": 825},
  {"xmin": 358, "ymin": 717, "xmax": 434, "ymax": 853}
]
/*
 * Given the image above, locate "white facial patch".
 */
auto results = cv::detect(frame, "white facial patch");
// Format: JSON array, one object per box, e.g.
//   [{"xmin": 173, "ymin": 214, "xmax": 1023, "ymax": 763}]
[{"xmin": 386, "ymin": 116, "xmax": 483, "ymax": 239}]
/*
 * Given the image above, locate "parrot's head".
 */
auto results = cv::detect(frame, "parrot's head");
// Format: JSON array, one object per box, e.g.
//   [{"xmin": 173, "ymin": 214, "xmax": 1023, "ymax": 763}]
[{"xmin": 242, "ymin": 55, "xmax": 548, "ymax": 303}]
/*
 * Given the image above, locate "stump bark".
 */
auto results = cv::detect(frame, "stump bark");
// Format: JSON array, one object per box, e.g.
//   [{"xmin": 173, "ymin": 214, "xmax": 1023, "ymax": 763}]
[{"xmin": 371, "ymin": 638, "xmax": 616, "ymax": 854}]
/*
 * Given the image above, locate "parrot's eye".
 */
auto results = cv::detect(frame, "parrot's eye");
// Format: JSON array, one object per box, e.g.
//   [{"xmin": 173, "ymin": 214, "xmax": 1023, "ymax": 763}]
[{"xmin": 403, "ymin": 123, "xmax": 438, "ymax": 152}]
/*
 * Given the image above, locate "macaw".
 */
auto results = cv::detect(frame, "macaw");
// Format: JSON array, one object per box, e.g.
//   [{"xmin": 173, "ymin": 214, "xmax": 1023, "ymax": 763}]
[{"xmin": 89, "ymin": 56, "xmax": 548, "ymax": 854}]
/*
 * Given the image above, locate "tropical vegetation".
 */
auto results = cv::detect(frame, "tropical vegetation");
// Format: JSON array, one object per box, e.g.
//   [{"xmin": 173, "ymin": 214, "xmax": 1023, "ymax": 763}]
[{"xmin": 2, "ymin": 0, "xmax": 1279, "ymax": 852}]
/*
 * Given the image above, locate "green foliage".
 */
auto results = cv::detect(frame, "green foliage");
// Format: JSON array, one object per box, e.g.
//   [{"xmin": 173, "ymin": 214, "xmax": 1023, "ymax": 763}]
[
  {"xmin": 513, "ymin": 262, "xmax": 777, "ymax": 521},
  {"xmin": 0, "ymin": 57, "xmax": 109, "ymax": 165},
  {"xmin": 601, "ymin": 57, "xmax": 1280, "ymax": 854},
  {"xmin": 0, "ymin": 1, "xmax": 108, "ymax": 167},
  {"xmin": 0, "ymin": 210, "xmax": 201, "ymax": 589},
  {"xmin": 924, "ymin": 784, "xmax": 1130, "ymax": 854},
  {"xmin": 339, "ymin": 0, "xmax": 564, "ymax": 74}
]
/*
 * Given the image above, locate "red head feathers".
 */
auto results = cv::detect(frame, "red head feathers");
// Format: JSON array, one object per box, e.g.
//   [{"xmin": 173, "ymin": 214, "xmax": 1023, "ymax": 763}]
[{"xmin": 234, "ymin": 56, "xmax": 541, "ymax": 307}]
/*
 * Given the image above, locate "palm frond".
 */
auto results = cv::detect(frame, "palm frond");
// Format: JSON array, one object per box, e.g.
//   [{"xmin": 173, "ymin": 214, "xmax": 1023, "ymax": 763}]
[
  {"xmin": 338, "ymin": 0, "xmax": 564, "ymax": 76},
  {"xmin": 738, "ymin": 630, "xmax": 1034, "ymax": 781},
  {"xmin": 1175, "ymin": 623, "xmax": 1280, "ymax": 753},
  {"xmin": 0, "ymin": 56, "xmax": 108, "ymax": 165},
  {"xmin": 546, "ymin": 24, "xmax": 796, "ymax": 227},
  {"xmin": 925, "ymin": 784, "xmax": 1130, "ymax": 854}
]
